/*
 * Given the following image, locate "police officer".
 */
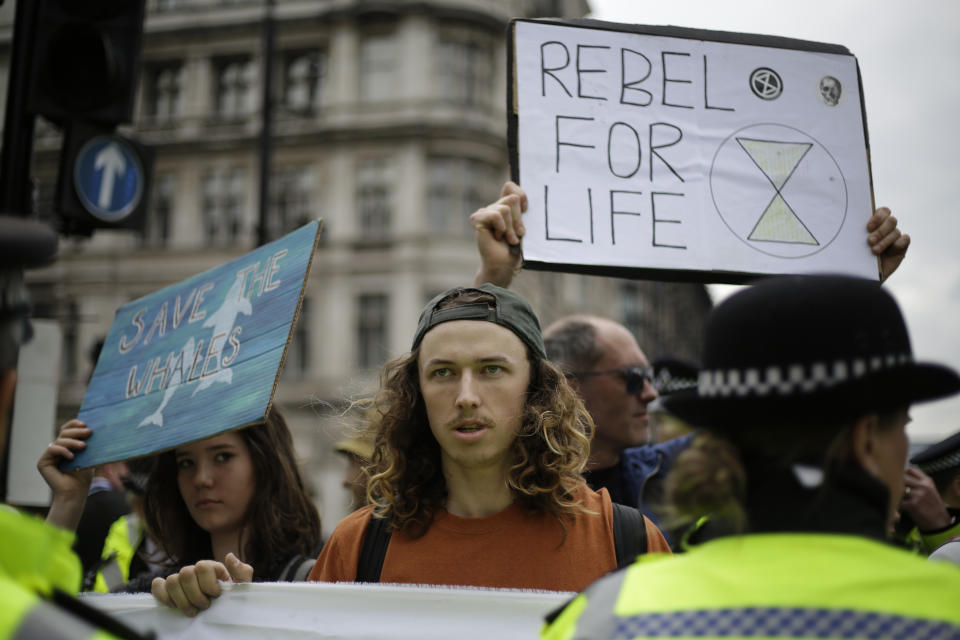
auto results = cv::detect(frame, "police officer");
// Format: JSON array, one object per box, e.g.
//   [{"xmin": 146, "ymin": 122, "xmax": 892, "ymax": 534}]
[
  {"xmin": 902, "ymin": 430, "xmax": 960, "ymax": 554},
  {"xmin": 90, "ymin": 460, "xmax": 157, "ymax": 593},
  {"xmin": 0, "ymin": 217, "xmax": 143, "ymax": 639},
  {"xmin": 542, "ymin": 275, "xmax": 960, "ymax": 640}
]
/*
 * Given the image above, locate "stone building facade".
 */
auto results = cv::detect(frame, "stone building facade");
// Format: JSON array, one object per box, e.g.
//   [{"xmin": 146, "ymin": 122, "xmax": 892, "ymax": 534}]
[{"xmin": 0, "ymin": 0, "xmax": 711, "ymax": 532}]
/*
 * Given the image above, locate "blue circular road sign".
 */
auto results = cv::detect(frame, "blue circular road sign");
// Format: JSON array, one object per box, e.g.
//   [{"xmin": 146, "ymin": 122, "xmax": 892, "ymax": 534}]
[{"xmin": 73, "ymin": 135, "xmax": 145, "ymax": 223}]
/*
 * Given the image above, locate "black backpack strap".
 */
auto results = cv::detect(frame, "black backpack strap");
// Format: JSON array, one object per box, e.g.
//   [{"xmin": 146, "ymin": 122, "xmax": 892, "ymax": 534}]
[
  {"xmin": 279, "ymin": 555, "xmax": 317, "ymax": 582},
  {"xmin": 611, "ymin": 502, "xmax": 648, "ymax": 569},
  {"xmin": 355, "ymin": 514, "xmax": 392, "ymax": 583}
]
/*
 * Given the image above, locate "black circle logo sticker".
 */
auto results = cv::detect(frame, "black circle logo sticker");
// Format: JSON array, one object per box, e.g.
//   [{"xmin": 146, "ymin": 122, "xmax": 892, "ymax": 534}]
[{"xmin": 750, "ymin": 68, "xmax": 783, "ymax": 100}]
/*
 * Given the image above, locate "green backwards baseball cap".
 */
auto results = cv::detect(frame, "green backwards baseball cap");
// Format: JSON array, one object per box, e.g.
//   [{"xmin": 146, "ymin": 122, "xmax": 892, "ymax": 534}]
[{"xmin": 411, "ymin": 283, "xmax": 547, "ymax": 359}]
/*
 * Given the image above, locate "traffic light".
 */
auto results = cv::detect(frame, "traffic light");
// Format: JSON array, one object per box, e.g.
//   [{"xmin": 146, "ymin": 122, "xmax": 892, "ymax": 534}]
[
  {"xmin": 16, "ymin": 0, "xmax": 151, "ymax": 234},
  {"xmin": 25, "ymin": 0, "xmax": 147, "ymax": 127}
]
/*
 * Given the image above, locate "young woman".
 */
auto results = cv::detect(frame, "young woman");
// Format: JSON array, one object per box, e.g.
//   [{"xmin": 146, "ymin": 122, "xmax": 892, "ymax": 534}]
[{"xmin": 120, "ymin": 408, "xmax": 321, "ymax": 596}]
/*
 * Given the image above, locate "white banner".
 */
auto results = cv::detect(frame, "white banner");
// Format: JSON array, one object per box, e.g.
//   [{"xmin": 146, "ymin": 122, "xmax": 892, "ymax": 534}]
[{"xmin": 82, "ymin": 582, "xmax": 572, "ymax": 639}]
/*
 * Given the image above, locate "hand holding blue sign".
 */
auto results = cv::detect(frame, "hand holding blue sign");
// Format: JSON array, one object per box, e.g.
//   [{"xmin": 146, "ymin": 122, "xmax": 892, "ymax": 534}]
[
  {"xmin": 37, "ymin": 419, "xmax": 94, "ymax": 531},
  {"xmin": 62, "ymin": 221, "xmax": 322, "ymax": 470}
]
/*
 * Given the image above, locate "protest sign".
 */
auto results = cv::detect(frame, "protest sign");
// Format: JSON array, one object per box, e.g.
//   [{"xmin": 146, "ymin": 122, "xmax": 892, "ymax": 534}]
[
  {"xmin": 509, "ymin": 19, "xmax": 879, "ymax": 283},
  {"xmin": 62, "ymin": 221, "xmax": 322, "ymax": 470}
]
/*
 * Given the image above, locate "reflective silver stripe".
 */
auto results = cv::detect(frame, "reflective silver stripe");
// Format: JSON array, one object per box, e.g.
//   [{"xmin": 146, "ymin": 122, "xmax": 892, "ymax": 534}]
[
  {"xmin": 291, "ymin": 558, "xmax": 316, "ymax": 582},
  {"xmin": 101, "ymin": 553, "xmax": 125, "ymax": 591},
  {"xmin": 608, "ymin": 607, "xmax": 960, "ymax": 639},
  {"xmin": 572, "ymin": 568, "xmax": 629, "ymax": 640},
  {"xmin": 125, "ymin": 514, "xmax": 141, "ymax": 544},
  {"xmin": 12, "ymin": 599, "xmax": 97, "ymax": 640}
]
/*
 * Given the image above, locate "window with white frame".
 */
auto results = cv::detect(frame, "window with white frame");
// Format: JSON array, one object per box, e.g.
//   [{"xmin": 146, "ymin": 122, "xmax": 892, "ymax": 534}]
[
  {"xmin": 143, "ymin": 62, "xmax": 184, "ymax": 122},
  {"xmin": 202, "ymin": 168, "xmax": 246, "ymax": 245},
  {"xmin": 356, "ymin": 158, "xmax": 393, "ymax": 239},
  {"xmin": 359, "ymin": 31, "xmax": 397, "ymax": 102},
  {"xmin": 356, "ymin": 293, "xmax": 388, "ymax": 369},
  {"xmin": 426, "ymin": 157, "xmax": 500, "ymax": 236},
  {"xmin": 268, "ymin": 166, "xmax": 314, "ymax": 240},
  {"xmin": 142, "ymin": 172, "xmax": 175, "ymax": 248},
  {"xmin": 282, "ymin": 49, "xmax": 325, "ymax": 113},
  {"xmin": 434, "ymin": 33, "xmax": 494, "ymax": 106},
  {"xmin": 213, "ymin": 57, "xmax": 254, "ymax": 119}
]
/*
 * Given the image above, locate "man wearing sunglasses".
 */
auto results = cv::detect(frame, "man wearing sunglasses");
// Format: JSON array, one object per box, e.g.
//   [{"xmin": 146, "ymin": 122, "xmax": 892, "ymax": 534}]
[{"xmin": 541, "ymin": 315, "xmax": 692, "ymax": 535}]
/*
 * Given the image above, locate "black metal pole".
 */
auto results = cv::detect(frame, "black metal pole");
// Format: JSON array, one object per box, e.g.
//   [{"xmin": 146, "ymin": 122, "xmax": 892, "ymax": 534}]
[
  {"xmin": 0, "ymin": 0, "xmax": 39, "ymax": 217},
  {"xmin": 256, "ymin": 0, "xmax": 275, "ymax": 247}
]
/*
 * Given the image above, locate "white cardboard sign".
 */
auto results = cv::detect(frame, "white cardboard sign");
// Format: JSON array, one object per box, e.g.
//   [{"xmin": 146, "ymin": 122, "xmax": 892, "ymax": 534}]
[{"xmin": 510, "ymin": 20, "xmax": 878, "ymax": 282}]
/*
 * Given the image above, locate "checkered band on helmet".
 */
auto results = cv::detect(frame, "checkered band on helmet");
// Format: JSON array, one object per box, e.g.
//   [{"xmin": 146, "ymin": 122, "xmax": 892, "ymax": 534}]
[
  {"xmin": 653, "ymin": 369, "xmax": 698, "ymax": 394},
  {"xmin": 918, "ymin": 451, "xmax": 960, "ymax": 475},
  {"xmin": 611, "ymin": 607, "xmax": 957, "ymax": 639},
  {"xmin": 697, "ymin": 354, "xmax": 913, "ymax": 398}
]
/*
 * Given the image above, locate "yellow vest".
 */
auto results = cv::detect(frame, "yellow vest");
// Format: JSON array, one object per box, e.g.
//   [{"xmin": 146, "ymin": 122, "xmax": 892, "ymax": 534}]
[
  {"xmin": 543, "ymin": 533, "xmax": 960, "ymax": 640},
  {"xmin": 92, "ymin": 514, "xmax": 143, "ymax": 593},
  {"xmin": 0, "ymin": 506, "xmax": 114, "ymax": 639},
  {"xmin": 918, "ymin": 516, "xmax": 960, "ymax": 554}
]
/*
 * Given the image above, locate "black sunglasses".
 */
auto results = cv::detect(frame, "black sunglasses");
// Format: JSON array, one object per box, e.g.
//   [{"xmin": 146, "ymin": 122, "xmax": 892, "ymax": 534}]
[{"xmin": 569, "ymin": 365, "xmax": 655, "ymax": 395}]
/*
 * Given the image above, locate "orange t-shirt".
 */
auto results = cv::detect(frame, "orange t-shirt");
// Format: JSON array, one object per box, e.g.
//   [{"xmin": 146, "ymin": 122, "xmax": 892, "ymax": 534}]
[{"xmin": 308, "ymin": 487, "xmax": 670, "ymax": 592}]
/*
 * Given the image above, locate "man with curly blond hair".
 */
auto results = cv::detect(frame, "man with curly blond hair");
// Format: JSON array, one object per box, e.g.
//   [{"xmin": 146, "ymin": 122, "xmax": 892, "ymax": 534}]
[{"xmin": 309, "ymin": 284, "xmax": 669, "ymax": 590}]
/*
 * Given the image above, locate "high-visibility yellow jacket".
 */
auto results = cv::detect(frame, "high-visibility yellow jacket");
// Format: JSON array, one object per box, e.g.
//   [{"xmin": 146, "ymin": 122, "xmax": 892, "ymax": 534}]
[
  {"xmin": 92, "ymin": 514, "xmax": 143, "ymax": 593},
  {"xmin": 542, "ymin": 533, "xmax": 960, "ymax": 640},
  {"xmin": 916, "ymin": 510, "xmax": 960, "ymax": 555},
  {"xmin": 0, "ymin": 506, "xmax": 114, "ymax": 639}
]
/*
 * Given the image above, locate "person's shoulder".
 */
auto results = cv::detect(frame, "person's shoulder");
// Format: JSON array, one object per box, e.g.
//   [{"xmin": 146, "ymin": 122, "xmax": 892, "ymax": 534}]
[
  {"xmin": 0, "ymin": 504, "xmax": 78, "ymax": 560},
  {"xmin": 622, "ymin": 434, "xmax": 694, "ymax": 465},
  {"xmin": 328, "ymin": 505, "xmax": 375, "ymax": 539},
  {"xmin": 79, "ymin": 490, "xmax": 131, "ymax": 531},
  {"xmin": 310, "ymin": 506, "xmax": 376, "ymax": 583},
  {"xmin": 344, "ymin": 505, "xmax": 376, "ymax": 526},
  {"xmin": 575, "ymin": 485, "xmax": 613, "ymax": 523},
  {"xmin": 576, "ymin": 484, "xmax": 607, "ymax": 505}
]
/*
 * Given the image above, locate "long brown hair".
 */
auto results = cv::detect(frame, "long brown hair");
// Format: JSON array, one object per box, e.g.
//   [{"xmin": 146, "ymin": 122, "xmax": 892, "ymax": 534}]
[
  {"xmin": 144, "ymin": 407, "xmax": 321, "ymax": 571},
  {"xmin": 365, "ymin": 291, "xmax": 594, "ymax": 538}
]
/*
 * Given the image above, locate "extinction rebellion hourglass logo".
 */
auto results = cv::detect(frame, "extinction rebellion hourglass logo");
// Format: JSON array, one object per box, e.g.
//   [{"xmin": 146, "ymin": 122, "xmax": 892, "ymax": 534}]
[
  {"xmin": 749, "ymin": 68, "xmax": 783, "ymax": 100},
  {"xmin": 710, "ymin": 123, "xmax": 848, "ymax": 258}
]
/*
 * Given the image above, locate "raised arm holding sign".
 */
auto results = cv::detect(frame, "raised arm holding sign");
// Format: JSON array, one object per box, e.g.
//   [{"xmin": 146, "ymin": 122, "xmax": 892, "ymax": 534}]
[{"xmin": 472, "ymin": 181, "xmax": 908, "ymax": 288}]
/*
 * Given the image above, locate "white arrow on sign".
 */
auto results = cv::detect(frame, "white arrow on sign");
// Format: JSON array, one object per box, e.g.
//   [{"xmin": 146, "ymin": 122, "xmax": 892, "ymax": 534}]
[{"xmin": 93, "ymin": 143, "xmax": 128, "ymax": 210}]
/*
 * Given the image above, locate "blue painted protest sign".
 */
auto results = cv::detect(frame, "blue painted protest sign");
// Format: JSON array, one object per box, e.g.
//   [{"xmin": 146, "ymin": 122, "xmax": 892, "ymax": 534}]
[{"xmin": 62, "ymin": 221, "xmax": 322, "ymax": 470}]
